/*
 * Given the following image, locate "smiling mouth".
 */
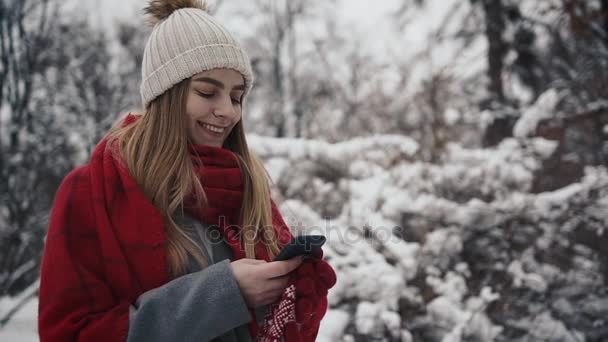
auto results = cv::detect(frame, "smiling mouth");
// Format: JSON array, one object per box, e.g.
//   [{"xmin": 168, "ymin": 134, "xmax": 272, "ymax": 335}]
[{"xmin": 197, "ymin": 121, "xmax": 226, "ymax": 134}]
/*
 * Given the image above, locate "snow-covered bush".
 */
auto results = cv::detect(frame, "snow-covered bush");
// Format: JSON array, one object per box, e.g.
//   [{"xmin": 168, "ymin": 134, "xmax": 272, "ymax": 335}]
[{"xmin": 250, "ymin": 131, "xmax": 608, "ymax": 342}]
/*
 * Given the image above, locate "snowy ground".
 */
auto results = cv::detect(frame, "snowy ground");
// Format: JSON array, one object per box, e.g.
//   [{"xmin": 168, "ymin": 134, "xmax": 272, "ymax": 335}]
[{"xmin": 0, "ymin": 296, "xmax": 38, "ymax": 341}]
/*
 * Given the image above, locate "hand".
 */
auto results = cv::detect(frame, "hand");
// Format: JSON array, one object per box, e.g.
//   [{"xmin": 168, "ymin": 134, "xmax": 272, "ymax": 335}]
[
  {"xmin": 293, "ymin": 255, "xmax": 337, "ymax": 336},
  {"xmin": 230, "ymin": 256, "xmax": 303, "ymax": 308}
]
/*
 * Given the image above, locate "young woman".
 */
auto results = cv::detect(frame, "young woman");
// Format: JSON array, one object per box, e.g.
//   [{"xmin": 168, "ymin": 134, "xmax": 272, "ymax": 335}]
[{"xmin": 37, "ymin": 1, "xmax": 336, "ymax": 341}]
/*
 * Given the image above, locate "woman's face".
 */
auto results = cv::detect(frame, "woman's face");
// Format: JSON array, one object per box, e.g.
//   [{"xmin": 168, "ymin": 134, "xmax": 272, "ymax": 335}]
[{"xmin": 186, "ymin": 68, "xmax": 245, "ymax": 147}]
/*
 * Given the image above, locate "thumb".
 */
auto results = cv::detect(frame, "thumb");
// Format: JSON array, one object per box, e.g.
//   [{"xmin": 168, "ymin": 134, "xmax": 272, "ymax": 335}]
[{"xmin": 263, "ymin": 256, "xmax": 303, "ymax": 278}]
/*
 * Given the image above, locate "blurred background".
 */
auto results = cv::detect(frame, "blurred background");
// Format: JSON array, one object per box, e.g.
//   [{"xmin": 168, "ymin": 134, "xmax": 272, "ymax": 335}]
[{"xmin": 1, "ymin": 0, "xmax": 608, "ymax": 341}]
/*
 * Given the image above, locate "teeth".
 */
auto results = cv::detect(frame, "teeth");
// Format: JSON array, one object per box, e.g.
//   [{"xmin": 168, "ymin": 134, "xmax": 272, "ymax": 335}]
[{"xmin": 200, "ymin": 122, "xmax": 225, "ymax": 133}]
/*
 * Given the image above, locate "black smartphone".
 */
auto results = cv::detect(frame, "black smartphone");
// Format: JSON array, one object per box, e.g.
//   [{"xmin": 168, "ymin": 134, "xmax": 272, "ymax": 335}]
[{"xmin": 273, "ymin": 235, "xmax": 326, "ymax": 261}]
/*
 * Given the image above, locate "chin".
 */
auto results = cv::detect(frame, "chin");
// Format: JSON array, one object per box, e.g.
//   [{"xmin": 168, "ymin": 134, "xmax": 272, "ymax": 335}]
[{"xmin": 198, "ymin": 140, "xmax": 223, "ymax": 147}]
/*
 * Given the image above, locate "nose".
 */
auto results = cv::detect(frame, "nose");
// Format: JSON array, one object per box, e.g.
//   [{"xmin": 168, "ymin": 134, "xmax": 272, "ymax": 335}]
[{"xmin": 212, "ymin": 95, "xmax": 238, "ymax": 118}]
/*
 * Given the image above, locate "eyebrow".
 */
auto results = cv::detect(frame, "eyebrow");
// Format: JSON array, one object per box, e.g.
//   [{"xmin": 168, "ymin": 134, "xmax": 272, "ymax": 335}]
[{"xmin": 192, "ymin": 76, "xmax": 245, "ymax": 91}]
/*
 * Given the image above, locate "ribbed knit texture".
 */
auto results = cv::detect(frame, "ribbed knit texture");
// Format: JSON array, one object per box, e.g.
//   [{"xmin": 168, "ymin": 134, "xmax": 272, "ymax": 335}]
[{"xmin": 140, "ymin": 8, "xmax": 253, "ymax": 108}]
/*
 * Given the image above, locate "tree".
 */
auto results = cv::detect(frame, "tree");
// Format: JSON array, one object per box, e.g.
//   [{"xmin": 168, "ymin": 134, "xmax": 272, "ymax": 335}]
[
  {"xmin": 234, "ymin": 0, "xmax": 336, "ymax": 138},
  {"xmin": 0, "ymin": 0, "xmax": 68, "ymax": 298},
  {"xmin": 247, "ymin": 0, "xmax": 305, "ymax": 138},
  {"xmin": 479, "ymin": 0, "xmax": 507, "ymax": 102},
  {"xmin": 0, "ymin": 0, "xmax": 143, "ymax": 305}
]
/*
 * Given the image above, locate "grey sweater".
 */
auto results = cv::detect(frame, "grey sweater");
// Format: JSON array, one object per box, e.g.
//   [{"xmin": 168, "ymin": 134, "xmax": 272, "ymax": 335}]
[{"xmin": 127, "ymin": 214, "xmax": 267, "ymax": 342}]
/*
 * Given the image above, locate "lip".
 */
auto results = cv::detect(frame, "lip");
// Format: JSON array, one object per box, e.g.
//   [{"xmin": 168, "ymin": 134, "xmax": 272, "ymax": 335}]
[
  {"xmin": 197, "ymin": 121, "xmax": 227, "ymax": 136},
  {"xmin": 197, "ymin": 121, "xmax": 229, "ymax": 129}
]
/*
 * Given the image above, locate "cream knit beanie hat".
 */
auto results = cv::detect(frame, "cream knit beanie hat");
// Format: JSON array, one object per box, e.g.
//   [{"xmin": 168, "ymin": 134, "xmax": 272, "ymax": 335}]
[{"xmin": 140, "ymin": 0, "xmax": 253, "ymax": 108}]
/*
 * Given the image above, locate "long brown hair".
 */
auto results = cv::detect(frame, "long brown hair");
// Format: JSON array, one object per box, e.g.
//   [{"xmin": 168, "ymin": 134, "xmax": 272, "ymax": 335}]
[{"xmin": 105, "ymin": 78, "xmax": 281, "ymax": 278}]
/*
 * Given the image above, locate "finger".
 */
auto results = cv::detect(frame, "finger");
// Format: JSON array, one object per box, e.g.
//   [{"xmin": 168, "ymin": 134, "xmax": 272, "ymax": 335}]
[
  {"xmin": 243, "ymin": 258, "xmax": 267, "ymax": 265},
  {"xmin": 262, "ymin": 256, "xmax": 303, "ymax": 278},
  {"xmin": 266, "ymin": 275, "xmax": 290, "ymax": 291},
  {"xmin": 260, "ymin": 289, "xmax": 285, "ymax": 305}
]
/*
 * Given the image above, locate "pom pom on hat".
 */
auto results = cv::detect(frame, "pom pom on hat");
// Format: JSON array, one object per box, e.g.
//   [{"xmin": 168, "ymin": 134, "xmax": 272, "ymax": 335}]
[{"xmin": 144, "ymin": 0, "xmax": 209, "ymax": 26}]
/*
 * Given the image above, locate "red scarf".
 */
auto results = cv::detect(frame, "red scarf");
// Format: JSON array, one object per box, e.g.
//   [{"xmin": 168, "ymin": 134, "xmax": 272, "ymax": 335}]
[{"xmin": 38, "ymin": 115, "xmax": 336, "ymax": 342}]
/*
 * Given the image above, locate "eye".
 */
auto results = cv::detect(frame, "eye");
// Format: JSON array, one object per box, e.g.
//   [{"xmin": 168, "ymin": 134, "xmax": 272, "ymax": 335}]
[
  {"xmin": 231, "ymin": 97, "xmax": 241, "ymax": 105},
  {"xmin": 197, "ymin": 91, "xmax": 214, "ymax": 98}
]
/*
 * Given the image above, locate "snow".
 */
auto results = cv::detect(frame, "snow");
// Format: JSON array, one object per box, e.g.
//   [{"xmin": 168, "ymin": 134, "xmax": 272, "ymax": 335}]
[
  {"xmin": 4, "ymin": 0, "xmax": 607, "ymax": 340},
  {"xmin": 382, "ymin": 238, "xmax": 420, "ymax": 280},
  {"xmin": 530, "ymin": 137, "xmax": 559, "ymax": 159},
  {"xmin": 0, "ymin": 285, "xmax": 38, "ymax": 342},
  {"xmin": 317, "ymin": 309, "xmax": 350, "ymax": 342},
  {"xmin": 248, "ymin": 134, "xmax": 419, "ymax": 168},
  {"xmin": 513, "ymin": 89, "xmax": 561, "ymax": 138},
  {"xmin": 4, "ymin": 134, "xmax": 607, "ymax": 340},
  {"xmin": 444, "ymin": 108, "xmax": 461, "ymax": 126},
  {"xmin": 524, "ymin": 312, "xmax": 584, "ymax": 342},
  {"xmin": 534, "ymin": 181, "xmax": 585, "ymax": 214},
  {"xmin": 252, "ymin": 133, "xmax": 607, "ymax": 340},
  {"xmin": 507, "ymin": 260, "xmax": 549, "ymax": 293},
  {"xmin": 355, "ymin": 301, "xmax": 383, "ymax": 335}
]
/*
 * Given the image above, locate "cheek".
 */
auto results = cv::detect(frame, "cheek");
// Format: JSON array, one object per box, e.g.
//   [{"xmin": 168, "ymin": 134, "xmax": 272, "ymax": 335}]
[
  {"xmin": 186, "ymin": 93, "xmax": 210, "ymax": 113},
  {"xmin": 185, "ymin": 110, "xmax": 197, "ymax": 133},
  {"xmin": 186, "ymin": 98, "xmax": 201, "ymax": 116},
  {"xmin": 233, "ymin": 110, "xmax": 242, "ymax": 123}
]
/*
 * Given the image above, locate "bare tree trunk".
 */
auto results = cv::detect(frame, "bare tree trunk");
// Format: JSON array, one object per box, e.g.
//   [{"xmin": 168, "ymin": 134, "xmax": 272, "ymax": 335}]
[
  {"xmin": 286, "ymin": 1, "xmax": 301, "ymax": 137},
  {"xmin": 270, "ymin": 1, "xmax": 286, "ymax": 137},
  {"xmin": 255, "ymin": 0, "xmax": 310, "ymax": 138},
  {"xmin": 272, "ymin": 34, "xmax": 285, "ymax": 137},
  {"xmin": 481, "ymin": 0, "xmax": 506, "ymax": 102},
  {"xmin": 602, "ymin": 0, "xmax": 608, "ymax": 47}
]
